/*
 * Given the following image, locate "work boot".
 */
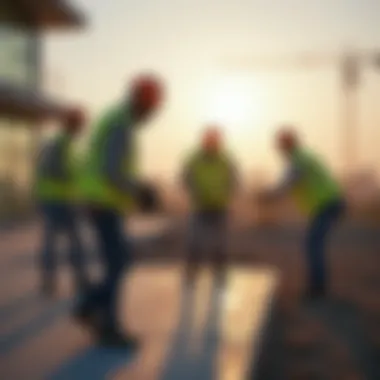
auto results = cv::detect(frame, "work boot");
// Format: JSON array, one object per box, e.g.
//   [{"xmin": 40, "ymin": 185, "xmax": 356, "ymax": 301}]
[
  {"xmin": 72, "ymin": 303, "xmax": 100, "ymax": 331},
  {"xmin": 97, "ymin": 326, "xmax": 140, "ymax": 350}
]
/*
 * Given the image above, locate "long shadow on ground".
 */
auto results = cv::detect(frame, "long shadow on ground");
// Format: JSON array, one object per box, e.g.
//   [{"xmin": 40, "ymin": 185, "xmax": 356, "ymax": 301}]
[
  {"xmin": 252, "ymin": 298, "xmax": 380, "ymax": 380},
  {"xmin": 160, "ymin": 281, "xmax": 222, "ymax": 380}
]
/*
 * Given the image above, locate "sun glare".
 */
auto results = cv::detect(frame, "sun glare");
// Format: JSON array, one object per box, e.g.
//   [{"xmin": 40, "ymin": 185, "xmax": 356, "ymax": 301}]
[{"xmin": 203, "ymin": 77, "xmax": 262, "ymax": 131}]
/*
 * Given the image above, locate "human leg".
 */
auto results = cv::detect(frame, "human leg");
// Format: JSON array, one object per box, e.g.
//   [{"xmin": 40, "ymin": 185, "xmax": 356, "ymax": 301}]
[
  {"xmin": 39, "ymin": 203, "xmax": 60, "ymax": 295},
  {"xmin": 305, "ymin": 200, "xmax": 345, "ymax": 299}
]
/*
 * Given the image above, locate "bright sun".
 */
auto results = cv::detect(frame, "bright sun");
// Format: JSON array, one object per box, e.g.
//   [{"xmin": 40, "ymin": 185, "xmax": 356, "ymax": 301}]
[{"xmin": 204, "ymin": 77, "xmax": 260, "ymax": 130}]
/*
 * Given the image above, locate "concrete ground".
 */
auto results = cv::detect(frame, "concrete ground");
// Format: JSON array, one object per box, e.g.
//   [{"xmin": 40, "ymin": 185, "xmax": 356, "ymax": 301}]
[
  {"xmin": 0, "ymin": 219, "xmax": 277, "ymax": 380},
  {"xmin": 0, "ymin": 218, "xmax": 379, "ymax": 379}
]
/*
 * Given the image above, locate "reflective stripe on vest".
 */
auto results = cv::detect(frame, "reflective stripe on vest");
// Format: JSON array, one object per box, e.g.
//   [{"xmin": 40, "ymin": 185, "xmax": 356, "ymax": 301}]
[
  {"xmin": 188, "ymin": 152, "xmax": 232, "ymax": 210},
  {"xmin": 290, "ymin": 149, "xmax": 341, "ymax": 215},
  {"xmin": 78, "ymin": 105, "xmax": 136, "ymax": 211}
]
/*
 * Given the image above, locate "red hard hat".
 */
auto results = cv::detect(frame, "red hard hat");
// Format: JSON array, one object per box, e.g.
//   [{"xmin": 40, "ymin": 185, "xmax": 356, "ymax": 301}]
[
  {"xmin": 130, "ymin": 74, "xmax": 163, "ymax": 108},
  {"xmin": 276, "ymin": 126, "xmax": 298, "ymax": 147},
  {"xmin": 64, "ymin": 106, "xmax": 86, "ymax": 130}
]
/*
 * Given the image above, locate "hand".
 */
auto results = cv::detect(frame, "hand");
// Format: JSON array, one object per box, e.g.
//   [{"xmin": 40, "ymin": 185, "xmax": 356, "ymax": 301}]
[{"xmin": 136, "ymin": 182, "xmax": 160, "ymax": 212}]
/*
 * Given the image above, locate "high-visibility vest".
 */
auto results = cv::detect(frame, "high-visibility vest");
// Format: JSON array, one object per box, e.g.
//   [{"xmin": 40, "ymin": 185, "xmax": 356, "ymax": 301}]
[
  {"xmin": 290, "ymin": 148, "xmax": 342, "ymax": 215},
  {"xmin": 186, "ymin": 151, "xmax": 233, "ymax": 210},
  {"xmin": 34, "ymin": 133, "xmax": 75, "ymax": 202},
  {"xmin": 78, "ymin": 105, "xmax": 137, "ymax": 211}
]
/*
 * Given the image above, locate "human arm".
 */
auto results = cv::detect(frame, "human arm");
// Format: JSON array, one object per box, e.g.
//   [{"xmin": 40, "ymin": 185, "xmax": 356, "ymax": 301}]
[
  {"xmin": 103, "ymin": 125, "xmax": 138, "ymax": 194},
  {"xmin": 227, "ymin": 158, "xmax": 240, "ymax": 194},
  {"xmin": 259, "ymin": 164, "xmax": 303, "ymax": 202}
]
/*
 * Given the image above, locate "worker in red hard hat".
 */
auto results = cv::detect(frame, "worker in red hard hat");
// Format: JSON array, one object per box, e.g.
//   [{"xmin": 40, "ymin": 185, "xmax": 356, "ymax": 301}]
[
  {"xmin": 182, "ymin": 126, "xmax": 239, "ymax": 289},
  {"xmin": 259, "ymin": 124, "xmax": 345, "ymax": 302},
  {"xmin": 74, "ymin": 73, "xmax": 164, "ymax": 348},
  {"xmin": 275, "ymin": 126, "xmax": 299, "ymax": 155},
  {"xmin": 64, "ymin": 107, "xmax": 86, "ymax": 133},
  {"xmin": 35, "ymin": 105, "xmax": 89, "ymax": 297}
]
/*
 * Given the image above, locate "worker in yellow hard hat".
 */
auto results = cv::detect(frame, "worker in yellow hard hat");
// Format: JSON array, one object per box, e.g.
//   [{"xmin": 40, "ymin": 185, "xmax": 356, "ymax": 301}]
[
  {"xmin": 35, "ymin": 107, "xmax": 89, "ymax": 296},
  {"xmin": 259, "ymin": 126, "xmax": 346, "ymax": 301},
  {"xmin": 74, "ymin": 73, "xmax": 164, "ymax": 348},
  {"xmin": 181, "ymin": 126, "xmax": 239, "ymax": 287}
]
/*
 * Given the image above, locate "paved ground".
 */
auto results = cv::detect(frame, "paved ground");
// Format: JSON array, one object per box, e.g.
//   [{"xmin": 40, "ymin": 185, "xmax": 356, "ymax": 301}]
[
  {"xmin": 0, "ymin": 220, "xmax": 277, "ymax": 380},
  {"xmin": 237, "ymin": 224, "xmax": 380, "ymax": 380},
  {"xmin": 0, "ymin": 218, "xmax": 379, "ymax": 379}
]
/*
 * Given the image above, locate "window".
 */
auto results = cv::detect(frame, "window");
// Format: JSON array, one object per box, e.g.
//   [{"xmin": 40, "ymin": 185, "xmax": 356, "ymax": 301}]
[{"xmin": 0, "ymin": 23, "xmax": 37, "ymax": 87}]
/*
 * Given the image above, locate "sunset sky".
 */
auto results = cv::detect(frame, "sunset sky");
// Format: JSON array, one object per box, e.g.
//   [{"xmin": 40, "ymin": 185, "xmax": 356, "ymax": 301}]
[{"xmin": 45, "ymin": 0, "xmax": 380, "ymax": 181}]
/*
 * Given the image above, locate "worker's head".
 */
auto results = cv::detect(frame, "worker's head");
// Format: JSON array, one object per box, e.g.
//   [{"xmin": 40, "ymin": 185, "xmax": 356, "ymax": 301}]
[
  {"xmin": 128, "ymin": 73, "xmax": 164, "ymax": 123},
  {"xmin": 275, "ymin": 126, "xmax": 299, "ymax": 158},
  {"xmin": 63, "ymin": 107, "xmax": 86, "ymax": 135},
  {"xmin": 201, "ymin": 127, "xmax": 223, "ymax": 154}
]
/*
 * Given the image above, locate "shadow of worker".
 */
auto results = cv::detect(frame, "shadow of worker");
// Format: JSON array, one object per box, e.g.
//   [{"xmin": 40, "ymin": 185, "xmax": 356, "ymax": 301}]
[
  {"xmin": 160, "ymin": 278, "xmax": 224, "ymax": 380},
  {"xmin": 191, "ymin": 279, "xmax": 224, "ymax": 379},
  {"xmin": 48, "ymin": 345, "xmax": 136, "ymax": 380}
]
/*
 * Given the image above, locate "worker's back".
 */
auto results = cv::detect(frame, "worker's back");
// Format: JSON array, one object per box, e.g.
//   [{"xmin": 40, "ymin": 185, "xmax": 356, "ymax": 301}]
[
  {"xmin": 290, "ymin": 148, "xmax": 342, "ymax": 215},
  {"xmin": 77, "ymin": 105, "xmax": 136, "ymax": 211}
]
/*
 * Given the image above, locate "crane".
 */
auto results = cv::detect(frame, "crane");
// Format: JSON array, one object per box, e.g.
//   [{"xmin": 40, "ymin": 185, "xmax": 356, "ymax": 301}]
[{"xmin": 221, "ymin": 48, "xmax": 380, "ymax": 173}]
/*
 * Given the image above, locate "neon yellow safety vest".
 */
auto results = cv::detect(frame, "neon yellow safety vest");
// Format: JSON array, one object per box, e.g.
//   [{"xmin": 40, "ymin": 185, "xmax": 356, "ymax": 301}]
[
  {"xmin": 78, "ymin": 105, "xmax": 137, "ymax": 212},
  {"xmin": 186, "ymin": 151, "xmax": 233, "ymax": 211},
  {"xmin": 290, "ymin": 148, "xmax": 342, "ymax": 215},
  {"xmin": 34, "ymin": 133, "xmax": 76, "ymax": 202}
]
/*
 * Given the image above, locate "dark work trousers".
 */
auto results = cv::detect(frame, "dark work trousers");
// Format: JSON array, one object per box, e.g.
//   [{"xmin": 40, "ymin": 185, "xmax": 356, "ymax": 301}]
[
  {"xmin": 305, "ymin": 198, "xmax": 346, "ymax": 296},
  {"xmin": 81, "ymin": 208, "xmax": 132, "ymax": 331},
  {"xmin": 39, "ymin": 202, "xmax": 87, "ymax": 288},
  {"xmin": 186, "ymin": 210, "xmax": 228, "ymax": 282}
]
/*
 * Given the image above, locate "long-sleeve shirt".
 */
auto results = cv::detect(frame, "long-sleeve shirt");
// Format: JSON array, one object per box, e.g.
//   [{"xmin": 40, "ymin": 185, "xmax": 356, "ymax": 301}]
[
  {"xmin": 101, "ymin": 118, "xmax": 137, "ymax": 195},
  {"xmin": 271, "ymin": 164, "xmax": 303, "ymax": 197}
]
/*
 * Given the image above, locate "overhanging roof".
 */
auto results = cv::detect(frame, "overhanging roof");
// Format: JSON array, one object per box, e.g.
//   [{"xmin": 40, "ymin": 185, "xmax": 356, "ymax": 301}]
[
  {"xmin": 0, "ymin": 82, "xmax": 67, "ymax": 121},
  {"xmin": 3, "ymin": 0, "xmax": 86, "ymax": 30}
]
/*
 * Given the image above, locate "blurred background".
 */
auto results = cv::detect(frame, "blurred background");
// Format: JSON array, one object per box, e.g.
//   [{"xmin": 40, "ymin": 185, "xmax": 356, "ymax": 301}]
[
  {"xmin": 0, "ymin": 0, "xmax": 379, "ymax": 225},
  {"xmin": 0, "ymin": 1, "xmax": 379, "ymax": 379}
]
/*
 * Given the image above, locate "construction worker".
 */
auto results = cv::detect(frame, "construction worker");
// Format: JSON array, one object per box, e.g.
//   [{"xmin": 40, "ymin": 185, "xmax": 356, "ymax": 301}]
[
  {"xmin": 35, "ymin": 107, "xmax": 89, "ymax": 296},
  {"xmin": 74, "ymin": 74, "xmax": 164, "ymax": 347},
  {"xmin": 259, "ymin": 126, "xmax": 346, "ymax": 300},
  {"xmin": 182, "ymin": 127, "xmax": 238, "ymax": 287}
]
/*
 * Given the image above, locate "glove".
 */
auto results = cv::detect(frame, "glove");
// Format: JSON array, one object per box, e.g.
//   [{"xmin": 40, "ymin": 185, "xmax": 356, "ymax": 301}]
[{"xmin": 136, "ymin": 182, "xmax": 160, "ymax": 212}]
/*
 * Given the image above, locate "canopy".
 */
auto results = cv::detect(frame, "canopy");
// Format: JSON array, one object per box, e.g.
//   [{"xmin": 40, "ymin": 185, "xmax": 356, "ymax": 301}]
[{"xmin": 0, "ymin": 82, "xmax": 67, "ymax": 121}]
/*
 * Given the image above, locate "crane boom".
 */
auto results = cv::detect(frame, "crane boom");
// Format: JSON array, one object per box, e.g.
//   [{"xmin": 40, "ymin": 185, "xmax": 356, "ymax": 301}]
[
  {"xmin": 222, "ymin": 50, "xmax": 380, "ymax": 71},
  {"xmin": 220, "ymin": 48, "xmax": 380, "ymax": 173}
]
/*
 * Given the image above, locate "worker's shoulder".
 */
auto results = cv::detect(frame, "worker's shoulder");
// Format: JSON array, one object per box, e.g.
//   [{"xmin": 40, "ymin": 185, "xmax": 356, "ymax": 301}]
[
  {"xmin": 223, "ymin": 150, "xmax": 237, "ymax": 162},
  {"xmin": 96, "ymin": 102, "xmax": 134, "ymax": 128},
  {"xmin": 42, "ymin": 132, "xmax": 66, "ymax": 149},
  {"xmin": 293, "ymin": 148, "xmax": 320, "ymax": 164},
  {"xmin": 94, "ymin": 104, "xmax": 123, "ymax": 125},
  {"xmin": 183, "ymin": 150, "xmax": 198, "ymax": 165},
  {"xmin": 219, "ymin": 150, "xmax": 237, "ymax": 168}
]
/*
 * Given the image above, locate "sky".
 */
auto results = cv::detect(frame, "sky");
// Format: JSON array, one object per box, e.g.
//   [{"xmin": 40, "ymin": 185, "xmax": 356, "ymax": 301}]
[{"xmin": 44, "ymin": 0, "xmax": 380, "ymax": 181}]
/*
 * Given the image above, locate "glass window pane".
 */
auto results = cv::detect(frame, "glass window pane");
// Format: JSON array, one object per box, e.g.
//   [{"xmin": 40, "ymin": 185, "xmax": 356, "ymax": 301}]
[{"xmin": 0, "ymin": 23, "xmax": 35, "ymax": 86}]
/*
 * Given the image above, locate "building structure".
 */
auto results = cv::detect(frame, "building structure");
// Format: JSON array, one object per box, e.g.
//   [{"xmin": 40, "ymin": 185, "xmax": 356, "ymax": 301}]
[{"xmin": 0, "ymin": 0, "xmax": 86, "ymax": 220}]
